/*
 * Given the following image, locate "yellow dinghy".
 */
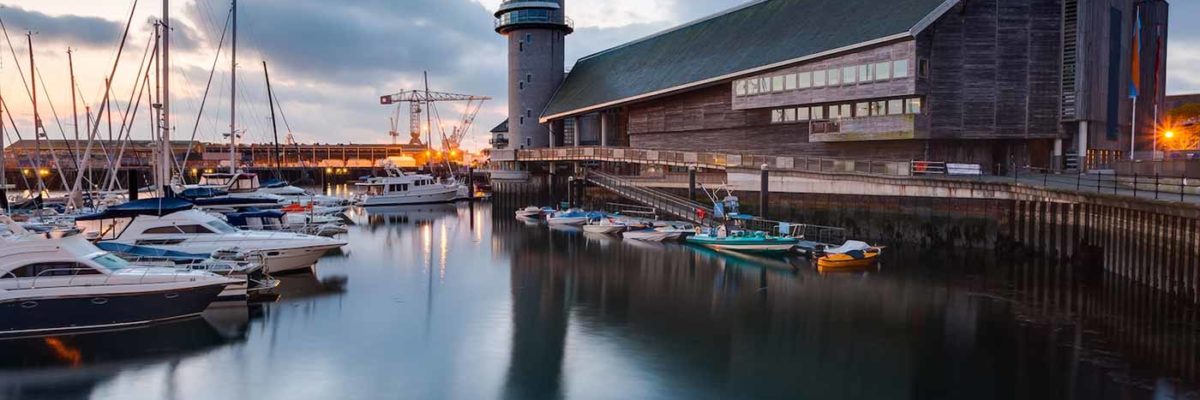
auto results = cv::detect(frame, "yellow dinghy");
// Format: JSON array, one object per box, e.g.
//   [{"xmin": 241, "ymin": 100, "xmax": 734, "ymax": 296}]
[{"xmin": 816, "ymin": 241, "xmax": 881, "ymax": 271}]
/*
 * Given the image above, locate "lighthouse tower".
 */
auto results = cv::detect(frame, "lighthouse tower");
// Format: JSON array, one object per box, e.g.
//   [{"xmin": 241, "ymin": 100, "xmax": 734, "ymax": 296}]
[{"xmin": 494, "ymin": 0, "xmax": 572, "ymax": 150}]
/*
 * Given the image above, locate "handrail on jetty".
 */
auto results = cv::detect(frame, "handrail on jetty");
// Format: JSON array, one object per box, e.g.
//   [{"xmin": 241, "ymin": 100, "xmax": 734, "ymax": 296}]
[{"xmin": 585, "ymin": 170, "xmax": 847, "ymax": 245}]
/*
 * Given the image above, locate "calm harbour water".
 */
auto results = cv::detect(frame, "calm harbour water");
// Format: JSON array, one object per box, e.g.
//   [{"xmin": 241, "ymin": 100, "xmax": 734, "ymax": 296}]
[{"xmin": 2, "ymin": 198, "xmax": 1199, "ymax": 400}]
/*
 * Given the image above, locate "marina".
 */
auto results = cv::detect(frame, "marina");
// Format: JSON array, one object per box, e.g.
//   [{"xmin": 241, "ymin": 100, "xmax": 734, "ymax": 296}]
[
  {"xmin": 1, "ymin": 201, "xmax": 1199, "ymax": 399},
  {"xmin": 1, "ymin": 0, "xmax": 1199, "ymax": 398}
]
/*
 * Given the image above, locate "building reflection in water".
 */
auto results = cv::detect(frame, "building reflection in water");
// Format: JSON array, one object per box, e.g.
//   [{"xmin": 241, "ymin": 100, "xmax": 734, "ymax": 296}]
[{"xmin": 489, "ymin": 198, "xmax": 1199, "ymax": 399}]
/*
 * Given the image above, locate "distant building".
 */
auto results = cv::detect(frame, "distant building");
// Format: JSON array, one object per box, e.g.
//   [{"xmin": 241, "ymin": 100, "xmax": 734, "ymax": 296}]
[{"xmin": 494, "ymin": 0, "xmax": 1170, "ymax": 172}]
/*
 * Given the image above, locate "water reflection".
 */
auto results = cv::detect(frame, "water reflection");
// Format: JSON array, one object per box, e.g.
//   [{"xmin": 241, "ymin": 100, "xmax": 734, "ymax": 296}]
[{"xmin": 0, "ymin": 199, "xmax": 1196, "ymax": 399}]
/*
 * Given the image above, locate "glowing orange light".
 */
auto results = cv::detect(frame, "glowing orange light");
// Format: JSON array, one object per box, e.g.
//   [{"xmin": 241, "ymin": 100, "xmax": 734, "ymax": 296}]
[
  {"xmin": 1165, "ymin": 130, "xmax": 1176, "ymax": 139},
  {"xmin": 44, "ymin": 337, "xmax": 82, "ymax": 367}
]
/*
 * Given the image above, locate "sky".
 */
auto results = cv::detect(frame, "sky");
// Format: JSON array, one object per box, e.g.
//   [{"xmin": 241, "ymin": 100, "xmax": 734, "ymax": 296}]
[{"xmin": 0, "ymin": 0, "xmax": 1196, "ymax": 152}]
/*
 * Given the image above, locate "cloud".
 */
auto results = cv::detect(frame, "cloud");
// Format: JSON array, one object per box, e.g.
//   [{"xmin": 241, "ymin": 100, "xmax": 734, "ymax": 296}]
[{"xmin": 0, "ymin": 6, "xmax": 123, "ymax": 48}]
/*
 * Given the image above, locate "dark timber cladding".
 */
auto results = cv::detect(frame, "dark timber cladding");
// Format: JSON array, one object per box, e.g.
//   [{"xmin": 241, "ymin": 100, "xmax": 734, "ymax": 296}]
[{"xmin": 534, "ymin": 0, "xmax": 1169, "ymax": 172}]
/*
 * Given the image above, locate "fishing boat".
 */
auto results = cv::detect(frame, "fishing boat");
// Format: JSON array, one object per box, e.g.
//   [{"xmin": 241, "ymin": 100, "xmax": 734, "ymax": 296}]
[
  {"xmin": 816, "ymin": 241, "xmax": 881, "ymax": 271},
  {"xmin": 582, "ymin": 218, "xmax": 628, "ymax": 234},
  {"xmin": 685, "ymin": 229, "xmax": 799, "ymax": 254},
  {"xmin": 0, "ymin": 219, "xmax": 237, "ymax": 337},
  {"xmin": 355, "ymin": 164, "xmax": 459, "ymax": 206},
  {"xmin": 76, "ymin": 199, "xmax": 347, "ymax": 274}
]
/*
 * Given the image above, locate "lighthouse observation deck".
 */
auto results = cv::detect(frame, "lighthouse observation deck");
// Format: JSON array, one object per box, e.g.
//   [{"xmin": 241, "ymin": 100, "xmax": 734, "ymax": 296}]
[{"xmin": 494, "ymin": 1, "xmax": 574, "ymax": 33}]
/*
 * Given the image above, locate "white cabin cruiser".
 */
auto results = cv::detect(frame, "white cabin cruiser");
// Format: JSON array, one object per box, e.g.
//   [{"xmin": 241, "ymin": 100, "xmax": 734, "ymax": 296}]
[
  {"xmin": 0, "ymin": 218, "xmax": 237, "ymax": 337},
  {"xmin": 355, "ymin": 165, "xmax": 459, "ymax": 206},
  {"xmin": 77, "ymin": 199, "xmax": 347, "ymax": 274}
]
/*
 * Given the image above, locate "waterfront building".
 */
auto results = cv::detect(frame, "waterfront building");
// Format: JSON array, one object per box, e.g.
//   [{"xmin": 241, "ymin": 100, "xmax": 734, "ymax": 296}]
[{"xmin": 493, "ymin": 0, "xmax": 1170, "ymax": 172}]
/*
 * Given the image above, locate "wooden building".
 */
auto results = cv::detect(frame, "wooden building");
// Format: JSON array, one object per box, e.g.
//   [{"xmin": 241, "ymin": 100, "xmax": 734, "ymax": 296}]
[{"xmin": 516, "ymin": 0, "xmax": 1170, "ymax": 172}]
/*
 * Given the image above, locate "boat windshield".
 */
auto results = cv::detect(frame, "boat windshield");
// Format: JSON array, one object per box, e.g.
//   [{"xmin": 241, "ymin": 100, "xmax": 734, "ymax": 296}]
[
  {"xmin": 206, "ymin": 220, "xmax": 240, "ymax": 234},
  {"xmin": 92, "ymin": 253, "xmax": 131, "ymax": 271}
]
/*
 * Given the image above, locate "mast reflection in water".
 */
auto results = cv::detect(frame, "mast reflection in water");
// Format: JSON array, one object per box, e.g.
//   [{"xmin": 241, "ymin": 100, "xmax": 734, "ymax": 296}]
[{"xmin": 0, "ymin": 199, "xmax": 1196, "ymax": 400}]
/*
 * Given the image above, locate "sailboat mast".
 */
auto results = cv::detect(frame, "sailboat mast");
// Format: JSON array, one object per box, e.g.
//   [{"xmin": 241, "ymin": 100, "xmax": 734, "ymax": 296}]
[
  {"xmin": 263, "ymin": 61, "xmax": 281, "ymax": 176},
  {"xmin": 229, "ymin": 0, "xmax": 237, "ymax": 174},
  {"xmin": 161, "ymin": 0, "xmax": 172, "ymax": 195},
  {"xmin": 27, "ymin": 32, "xmax": 43, "ymax": 193}
]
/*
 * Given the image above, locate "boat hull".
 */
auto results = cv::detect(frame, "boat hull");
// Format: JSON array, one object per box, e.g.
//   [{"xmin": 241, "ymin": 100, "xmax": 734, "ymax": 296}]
[
  {"xmin": 817, "ymin": 253, "xmax": 880, "ymax": 271},
  {"xmin": 261, "ymin": 244, "xmax": 344, "ymax": 274},
  {"xmin": 547, "ymin": 217, "xmax": 588, "ymax": 226},
  {"xmin": 0, "ymin": 284, "xmax": 226, "ymax": 337},
  {"xmin": 361, "ymin": 190, "xmax": 458, "ymax": 207},
  {"xmin": 622, "ymin": 230, "xmax": 683, "ymax": 242},
  {"xmin": 686, "ymin": 237, "xmax": 799, "ymax": 253},
  {"xmin": 583, "ymin": 225, "xmax": 626, "ymax": 234}
]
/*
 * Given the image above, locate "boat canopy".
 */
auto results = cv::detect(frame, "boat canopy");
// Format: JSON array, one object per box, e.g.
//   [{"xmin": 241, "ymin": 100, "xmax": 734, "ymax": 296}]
[
  {"xmin": 96, "ymin": 241, "xmax": 210, "ymax": 261},
  {"xmin": 825, "ymin": 240, "xmax": 871, "ymax": 254},
  {"xmin": 224, "ymin": 209, "xmax": 286, "ymax": 227},
  {"xmin": 75, "ymin": 198, "xmax": 194, "ymax": 221},
  {"xmin": 178, "ymin": 187, "xmax": 230, "ymax": 199}
]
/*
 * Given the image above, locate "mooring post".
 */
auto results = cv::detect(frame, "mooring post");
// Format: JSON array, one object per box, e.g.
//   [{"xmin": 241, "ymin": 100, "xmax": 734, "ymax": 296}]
[
  {"xmin": 567, "ymin": 176, "xmax": 574, "ymax": 208},
  {"xmin": 688, "ymin": 167, "xmax": 697, "ymax": 202},
  {"xmin": 466, "ymin": 166, "xmax": 474, "ymax": 200},
  {"xmin": 128, "ymin": 169, "xmax": 139, "ymax": 201},
  {"xmin": 760, "ymin": 164, "xmax": 769, "ymax": 220}
]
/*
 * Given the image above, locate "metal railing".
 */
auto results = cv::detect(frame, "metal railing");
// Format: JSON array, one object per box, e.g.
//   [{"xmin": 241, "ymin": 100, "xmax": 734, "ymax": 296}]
[
  {"xmin": 2, "ymin": 266, "xmax": 207, "ymax": 291},
  {"xmin": 586, "ymin": 171, "xmax": 848, "ymax": 244},
  {"xmin": 516, "ymin": 146, "xmax": 912, "ymax": 176},
  {"xmin": 1011, "ymin": 166, "xmax": 1200, "ymax": 203}
]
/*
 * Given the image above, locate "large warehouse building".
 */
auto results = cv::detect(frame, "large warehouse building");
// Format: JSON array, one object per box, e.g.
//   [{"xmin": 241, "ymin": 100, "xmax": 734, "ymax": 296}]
[{"xmin": 491, "ymin": 0, "xmax": 1169, "ymax": 172}]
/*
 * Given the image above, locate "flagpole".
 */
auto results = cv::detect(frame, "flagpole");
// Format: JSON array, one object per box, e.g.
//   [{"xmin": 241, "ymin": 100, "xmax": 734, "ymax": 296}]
[{"xmin": 1131, "ymin": 99, "xmax": 1137, "ymax": 160}]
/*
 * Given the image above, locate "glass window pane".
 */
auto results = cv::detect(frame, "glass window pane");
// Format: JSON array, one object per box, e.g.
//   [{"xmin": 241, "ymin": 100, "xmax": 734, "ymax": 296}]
[
  {"xmin": 888, "ymin": 99, "xmax": 904, "ymax": 115},
  {"xmin": 827, "ymin": 69, "xmax": 840, "ymax": 86},
  {"xmin": 783, "ymin": 74, "xmax": 797, "ymax": 91},
  {"xmin": 734, "ymin": 81, "xmax": 746, "ymax": 96},
  {"xmin": 859, "ymin": 65, "xmax": 871, "ymax": 82},
  {"xmin": 907, "ymin": 98, "xmax": 922, "ymax": 114},
  {"xmin": 747, "ymin": 79, "xmax": 759, "ymax": 95},
  {"xmin": 772, "ymin": 109, "xmax": 784, "ymax": 123},
  {"xmin": 893, "ymin": 60, "xmax": 910, "ymax": 78},
  {"xmin": 812, "ymin": 70, "xmax": 826, "ymax": 87},
  {"xmin": 811, "ymin": 106, "xmax": 824, "ymax": 120},
  {"xmin": 784, "ymin": 108, "xmax": 797, "ymax": 122},
  {"xmin": 842, "ymin": 67, "xmax": 857, "ymax": 84},
  {"xmin": 797, "ymin": 107, "xmax": 810, "ymax": 121},
  {"xmin": 760, "ymin": 77, "xmax": 771, "ymax": 92},
  {"xmin": 874, "ymin": 62, "xmax": 891, "ymax": 80},
  {"xmin": 871, "ymin": 101, "xmax": 887, "ymax": 116},
  {"xmin": 839, "ymin": 104, "xmax": 852, "ymax": 118},
  {"xmin": 856, "ymin": 102, "xmax": 870, "ymax": 117},
  {"xmin": 771, "ymin": 76, "xmax": 785, "ymax": 92},
  {"xmin": 797, "ymin": 72, "xmax": 812, "ymax": 89}
]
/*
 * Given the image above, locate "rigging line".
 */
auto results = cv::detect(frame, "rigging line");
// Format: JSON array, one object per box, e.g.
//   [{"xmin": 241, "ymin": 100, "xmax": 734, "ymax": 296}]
[
  {"xmin": 101, "ymin": 35, "xmax": 156, "ymax": 191},
  {"xmin": 1, "ymin": 99, "xmax": 34, "ymax": 192},
  {"xmin": 64, "ymin": 0, "xmax": 138, "ymax": 204},
  {"xmin": 1, "ymin": 102, "xmax": 33, "ymax": 193},
  {"xmin": 33, "ymin": 64, "xmax": 81, "ymax": 175},
  {"xmin": 84, "ymin": 0, "xmax": 139, "ymax": 104},
  {"xmin": 98, "ymin": 29, "xmax": 155, "ymax": 190},
  {"xmin": 269, "ymin": 85, "xmax": 293, "ymax": 134},
  {"xmin": 181, "ymin": 7, "xmax": 231, "ymax": 173}
]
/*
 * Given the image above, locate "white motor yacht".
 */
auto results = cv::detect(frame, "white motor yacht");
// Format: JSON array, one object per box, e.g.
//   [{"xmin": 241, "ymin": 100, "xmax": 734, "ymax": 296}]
[
  {"xmin": 582, "ymin": 218, "xmax": 629, "ymax": 234},
  {"xmin": 0, "ymin": 218, "xmax": 237, "ymax": 337},
  {"xmin": 77, "ymin": 199, "xmax": 347, "ymax": 274},
  {"xmin": 355, "ymin": 164, "xmax": 459, "ymax": 206}
]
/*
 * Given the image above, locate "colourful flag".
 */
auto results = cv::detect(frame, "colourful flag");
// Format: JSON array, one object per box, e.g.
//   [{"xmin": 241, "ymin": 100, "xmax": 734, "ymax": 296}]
[{"xmin": 1129, "ymin": 7, "xmax": 1142, "ymax": 99}]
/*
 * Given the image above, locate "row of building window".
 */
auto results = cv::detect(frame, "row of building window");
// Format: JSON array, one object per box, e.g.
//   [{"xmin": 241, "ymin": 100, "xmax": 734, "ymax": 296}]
[
  {"xmin": 736, "ymin": 60, "xmax": 911, "ymax": 97},
  {"xmin": 770, "ymin": 97, "xmax": 922, "ymax": 124}
]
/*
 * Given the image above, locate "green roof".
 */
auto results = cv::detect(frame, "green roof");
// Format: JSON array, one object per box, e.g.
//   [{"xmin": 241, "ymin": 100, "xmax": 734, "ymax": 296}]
[{"xmin": 542, "ymin": 0, "xmax": 953, "ymax": 119}]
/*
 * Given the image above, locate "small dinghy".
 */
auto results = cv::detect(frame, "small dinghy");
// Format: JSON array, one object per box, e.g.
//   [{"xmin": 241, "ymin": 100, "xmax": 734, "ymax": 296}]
[
  {"xmin": 816, "ymin": 241, "xmax": 881, "ymax": 271},
  {"xmin": 583, "ymin": 218, "xmax": 628, "ymax": 234},
  {"xmin": 515, "ymin": 206, "xmax": 544, "ymax": 219}
]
